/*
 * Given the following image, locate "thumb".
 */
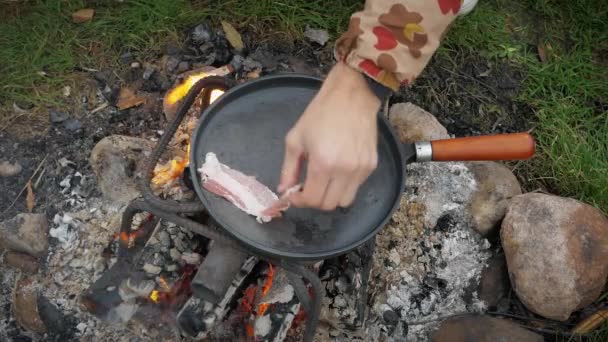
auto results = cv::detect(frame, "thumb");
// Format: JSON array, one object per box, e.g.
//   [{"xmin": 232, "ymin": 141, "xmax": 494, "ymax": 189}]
[{"xmin": 278, "ymin": 135, "xmax": 304, "ymax": 193}]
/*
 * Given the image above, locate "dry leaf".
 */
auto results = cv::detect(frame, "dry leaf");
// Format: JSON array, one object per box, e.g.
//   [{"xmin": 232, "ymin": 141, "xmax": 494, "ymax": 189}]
[
  {"xmin": 26, "ymin": 181, "xmax": 34, "ymax": 212},
  {"xmin": 221, "ymin": 21, "xmax": 244, "ymax": 51},
  {"xmin": 116, "ymin": 87, "xmax": 145, "ymax": 110},
  {"xmin": 72, "ymin": 9, "xmax": 95, "ymax": 23},
  {"xmin": 537, "ymin": 42, "xmax": 551, "ymax": 64},
  {"xmin": 572, "ymin": 309, "xmax": 608, "ymax": 334}
]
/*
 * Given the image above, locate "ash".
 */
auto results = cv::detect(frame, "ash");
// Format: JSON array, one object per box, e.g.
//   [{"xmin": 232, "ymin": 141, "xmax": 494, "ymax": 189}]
[{"xmin": 367, "ymin": 162, "xmax": 491, "ymax": 341}]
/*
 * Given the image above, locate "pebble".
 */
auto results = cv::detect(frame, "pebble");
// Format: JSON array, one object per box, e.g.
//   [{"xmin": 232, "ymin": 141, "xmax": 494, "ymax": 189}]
[
  {"xmin": 0, "ymin": 160, "xmax": 22, "ymax": 177},
  {"xmin": 169, "ymin": 248, "xmax": 181, "ymax": 261},
  {"xmin": 0, "ymin": 213, "xmax": 49, "ymax": 257},
  {"xmin": 177, "ymin": 61, "xmax": 190, "ymax": 73},
  {"xmin": 63, "ymin": 118, "xmax": 83, "ymax": 131},
  {"xmin": 142, "ymin": 64, "xmax": 155, "ymax": 80},
  {"xmin": 166, "ymin": 264, "xmax": 178, "ymax": 272},
  {"xmin": 49, "ymin": 110, "xmax": 70, "ymax": 123},
  {"xmin": 143, "ymin": 263, "xmax": 162, "ymax": 275},
  {"xmin": 192, "ymin": 23, "xmax": 212, "ymax": 43},
  {"xmin": 173, "ymin": 236, "xmax": 188, "ymax": 252},
  {"xmin": 76, "ymin": 322, "xmax": 88, "ymax": 333},
  {"xmin": 181, "ymin": 252, "xmax": 202, "ymax": 265},
  {"xmin": 130, "ymin": 62, "xmax": 140, "ymax": 68},
  {"xmin": 158, "ymin": 231, "xmax": 171, "ymax": 247}
]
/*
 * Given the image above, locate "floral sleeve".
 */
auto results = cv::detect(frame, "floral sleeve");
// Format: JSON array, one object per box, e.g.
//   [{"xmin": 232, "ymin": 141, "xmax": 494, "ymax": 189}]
[{"xmin": 335, "ymin": 0, "xmax": 462, "ymax": 91}]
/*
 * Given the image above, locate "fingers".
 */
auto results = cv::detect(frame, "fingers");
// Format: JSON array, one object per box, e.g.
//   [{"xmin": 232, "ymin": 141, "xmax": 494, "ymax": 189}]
[
  {"xmin": 278, "ymin": 133, "xmax": 304, "ymax": 193},
  {"xmin": 289, "ymin": 160, "xmax": 331, "ymax": 209}
]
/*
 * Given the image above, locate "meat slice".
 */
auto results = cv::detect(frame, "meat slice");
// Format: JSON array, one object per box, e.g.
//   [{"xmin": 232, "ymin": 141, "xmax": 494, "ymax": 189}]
[{"xmin": 198, "ymin": 152, "xmax": 299, "ymax": 223}]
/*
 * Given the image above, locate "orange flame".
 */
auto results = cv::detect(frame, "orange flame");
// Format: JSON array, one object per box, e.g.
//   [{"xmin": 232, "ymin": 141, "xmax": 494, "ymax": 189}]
[
  {"xmin": 159, "ymin": 276, "xmax": 171, "ymax": 292},
  {"xmin": 149, "ymin": 290, "xmax": 160, "ymax": 303},
  {"xmin": 153, "ymin": 69, "xmax": 226, "ymax": 187},
  {"xmin": 261, "ymin": 263, "xmax": 274, "ymax": 296},
  {"xmin": 257, "ymin": 303, "xmax": 270, "ymax": 316}
]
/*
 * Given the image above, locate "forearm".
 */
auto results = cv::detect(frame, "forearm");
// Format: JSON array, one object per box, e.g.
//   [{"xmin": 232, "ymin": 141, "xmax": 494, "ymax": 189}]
[{"xmin": 334, "ymin": 0, "xmax": 461, "ymax": 92}]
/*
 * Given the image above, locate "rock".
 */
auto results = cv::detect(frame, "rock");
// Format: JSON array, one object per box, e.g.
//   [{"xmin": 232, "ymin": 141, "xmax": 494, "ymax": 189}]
[
  {"xmin": 229, "ymin": 55, "xmax": 244, "ymax": 71},
  {"xmin": 383, "ymin": 310, "xmax": 400, "ymax": 325},
  {"xmin": 467, "ymin": 161, "xmax": 521, "ymax": 236},
  {"xmin": 163, "ymin": 55, "xmax": 180, "ymax": 73},
  {"xmin": 143, "ymin": 263, "xmax": 162, "ymax": 275},
  {"xmin": 177, "ymin": 61, "xmax": 190, "ymax": 73},
  {"xmin": 191, "ymin": 23, "xmax": 213, "ymax": 43},
  {"xmin": 181, "ymin": 252, "xmax": 202, "ymax": 265},
  {"xmin": 0, "ymin": 160, "xmax": 22, "ymax": 177},
  {"xmin": 63, "ymin": 118, "xmax": 83, "ymax": 131},
  {"xmin": 388, "ymin": 102, "xmax": 450, "ymax": 143},
  {"xmin": 501, "ymin": 193, "xmax": 608, "ymax": 321},
  {"xmin": 72, "ymin": 8, "xmax": 94, "ymax": 23},
  {"xmin": 0, "ymin": 213, "xmax": 49, "ymax": 257},
  {"xmin": 89, "ymin": 135, "xmax": 154, "ymax": 203},
  {"xmin": 477, "ymin": 254, "xmax": 509, "ymax": 308},
  {"xmin": 49, "ymin": 110, "xmax": 69, "ymax": 123},
  {"xmin": 169, "ymin": 248, "xmax": 181, "ymax": 262},
  {"xmin": 142, "ymin": 64, "xmax": 155, "ymax": 80},
  {"xmin": 431, "ymin": 315, "xmax": 543, "ymax": 342},
  {"xmin": 158, "ymin": 231, "xmax": 170, "ymax": 247},
  {"xmin": 5, "ymin": 251, "xmax": 40, "ymax": 274},
  {"xmin": 242, "ymin": 57, "xmax": 263, "ymax": 72},
  {"xmin": 304, "ymin": 26, "xmax": 330, "ymax": 46},
  {"xmin": 13, "ymin": 277, "xmax": 47, "ymax": 334}
]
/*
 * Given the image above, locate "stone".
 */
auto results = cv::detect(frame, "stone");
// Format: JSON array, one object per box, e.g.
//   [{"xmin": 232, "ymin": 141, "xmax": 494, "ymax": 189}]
[
  {"xmin": 177, "ymin": 61, "xmax": 190, "ymax": 73},
  {"xmin": 63, "ymin": 118, "xmax": 83, "ymax": 131},
  {"xmin": 143, "ymin": 263, "xmax": 162, "ymax": 275},
  {"xmin": 191, "ymin": 23, "xmax": 213, "ymax": 43},
  {"xmin": 181, "ymin": 252, "xmax": 202, "ymax": 265},
  {"xmin": 158, "ymin": 231, "xmax": 171, "ymax": 247},
  {"xmin": 89, "ymin": 135, "xmax": 154, "ymax": 203},
  {"xmin": 0, "ymin": 213, "xmax": 49, "ymax": 257},
  {"xmin": 5, "ymin": 251, "xmax": 40, "ymax": 274},
  {"xmin": 0, "ymin": 160, "xmax": 22, "ymax": 177},
  {"xmin": 501, "ymin": 193, "xmax": 608, "ymax": 321},
  {"xmin": 431, "ymin": 315, "xmax": 543, "ymax": 342},
  {"xmin": 13, "ymin": 277, "xmax": 47, "ymax": 334},
  {"xmin": 388, "ymin": 102, "xmax": 450, "ymax": 143},
  {"xmin": 467, "ymin": 162, "xmax": 522, "ymax": 236},
  {"xmin": 142, "ymin": 64, "xmax": 156, "ymax": 80},
  {"xmin": 49, "ymin": 109, "xmax": 69, "ymax": 123},
  {"xmin": 169, "ymin": 248, "xmax": 181, "ymax": 261},
  {"xmin": 304, "ymin": 26, "xmax": 329, "ymax": 46},
  {"xmin": 477, "ymin": 254, "xmax": 509, "ymax": 309}
]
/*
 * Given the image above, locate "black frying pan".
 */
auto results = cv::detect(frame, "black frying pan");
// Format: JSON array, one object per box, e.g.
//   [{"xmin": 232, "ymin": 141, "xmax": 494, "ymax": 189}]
[{"xmin": 188, "ymin": 74, "xmax": 534, "ymax": 261}]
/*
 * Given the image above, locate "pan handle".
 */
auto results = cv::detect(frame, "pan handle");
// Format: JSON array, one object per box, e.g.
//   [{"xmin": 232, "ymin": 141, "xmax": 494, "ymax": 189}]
[{"xmin": 413, "ymin": 132, "xmax": 535, "ymax": 162}]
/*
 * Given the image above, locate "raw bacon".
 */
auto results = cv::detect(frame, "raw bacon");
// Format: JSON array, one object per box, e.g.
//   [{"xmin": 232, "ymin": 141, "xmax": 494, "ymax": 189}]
[{"xmin": 198, "ymin": 152, "xmax": 300, "ymax": 223}]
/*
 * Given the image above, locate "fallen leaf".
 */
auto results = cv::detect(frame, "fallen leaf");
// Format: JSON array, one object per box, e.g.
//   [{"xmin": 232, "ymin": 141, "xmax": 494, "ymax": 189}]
[
  {"xmin": 116, "ymin": 87, "xmax": 145, "ymax": 110},
  {"xmin": 221, "ymin": 21, "xmax": 244, "ymax": 51},
  {"xmin": 572, "ymin": 309, "xmax": 608, "ymax": 334},
  {"xmin": 304, "ymin": 25, "xmax": 330, "ymax": 46},
  {"xmin": 26, "ymin": 181, "xmax": 34, "ymax": 212},
  {"xmin": 72, "ymin": 9, "xmax": 95, "ymax": 23},
  {"xmin": 536, "ymin": 42, "xmax": 548, "ymax": 64}
]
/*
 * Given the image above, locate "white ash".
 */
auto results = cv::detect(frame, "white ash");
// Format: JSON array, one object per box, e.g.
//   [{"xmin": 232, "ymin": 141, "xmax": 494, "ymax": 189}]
[
  {"xmin": 50, "ymin": 213, "xmax": 79, "ymax": 248},
  {"xmin": 254, "ymin": 314, "xmax": 272, "ymax": 337},
  {"xmin": 366, "ymin": 162, "xmax": 491, "ymax": 341}
]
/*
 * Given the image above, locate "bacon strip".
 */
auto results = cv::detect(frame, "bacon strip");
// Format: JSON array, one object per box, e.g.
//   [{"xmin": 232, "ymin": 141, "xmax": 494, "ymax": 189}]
[{"xmin": 198, "ymin": 153, "xmax": 300, "ymax": 223}]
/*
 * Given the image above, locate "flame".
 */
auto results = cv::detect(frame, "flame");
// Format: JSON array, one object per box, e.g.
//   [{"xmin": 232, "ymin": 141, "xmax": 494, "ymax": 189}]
[
  {"xmin": 152, "ymin": 75, "xmax": 225, "ymax": 187},
  {"xmin": 257, "ymin": 303, "xmax": 270, "ymax": 316},
  {"xmin": 149, "ymin": 290, "xmax": 160, "ymax": 303},
  {"xmin": 261, "ymin": 263, "xmax": 274, "ymax": 296},
  {"xmin": 159, "ymin": 276, "xmax": 171, "ymax": 292}
]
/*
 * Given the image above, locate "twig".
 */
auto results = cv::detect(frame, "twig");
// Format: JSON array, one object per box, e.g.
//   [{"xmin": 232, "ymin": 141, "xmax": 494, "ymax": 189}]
[
  {"xmin": 88, "ymin": 102, "xmax": 109, "ymax": 116},
  {"xmin": 34, "ymin": 167, "xmax": 46, "ymax": 189},
  {"xmin": 0, "ymin": 154, "xmax": 48, "ymax": 217}
]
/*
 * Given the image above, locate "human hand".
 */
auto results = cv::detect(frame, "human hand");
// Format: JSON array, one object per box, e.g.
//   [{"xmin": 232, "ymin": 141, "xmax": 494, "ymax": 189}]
[{"xmin": 276, "ymin": 62, "xmax": 381, "ymax": 211}]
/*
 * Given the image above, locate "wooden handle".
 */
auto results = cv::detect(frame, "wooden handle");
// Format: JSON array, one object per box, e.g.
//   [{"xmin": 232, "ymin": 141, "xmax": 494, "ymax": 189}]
[{"xmin": 431, "ymin": 133, "xmax": 535, "ymax": 161}]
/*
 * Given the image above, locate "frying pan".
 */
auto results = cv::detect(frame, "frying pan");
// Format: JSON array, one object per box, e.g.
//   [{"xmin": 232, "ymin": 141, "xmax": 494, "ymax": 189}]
[{"xmin": 187, "ymin": 74, "xmax": 534, "ymax": 261}]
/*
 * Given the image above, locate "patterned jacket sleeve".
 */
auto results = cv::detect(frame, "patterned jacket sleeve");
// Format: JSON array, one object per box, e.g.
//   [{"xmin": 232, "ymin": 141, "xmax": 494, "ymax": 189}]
[{"xmin": 334, "ymin": 0, "xmax": 462, "ymax": 91}]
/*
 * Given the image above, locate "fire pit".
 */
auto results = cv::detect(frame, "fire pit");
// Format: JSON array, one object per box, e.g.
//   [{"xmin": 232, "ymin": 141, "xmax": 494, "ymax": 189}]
[{"xmin": 80, "ymin": 73, "xmax": 323, "ymax": 342}]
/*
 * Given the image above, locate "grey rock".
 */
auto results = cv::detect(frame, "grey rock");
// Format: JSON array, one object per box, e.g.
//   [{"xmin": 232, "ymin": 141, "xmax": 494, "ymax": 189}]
[
  {"xmin": 431, "ymin": 315, "xmax": 543, "ymax": 342},
  {"xmin": 501, "ymin": 193, "xmax": 608, "ymax": 321},
  {"xmin": 192, "ymin": 24, "xmax": 212, "ymax": 43},
  {"xmin": 169, "ymin": 248, "xmax": 181, "ymax": 262},
  {"xmin": 142, "ymin": 64, "xmax": 155, "ymax": 80},
  {"xmin": 242, "ymin": 57, "xmax": 263, "ymax": 71},
  {"xmin": 0, "ymin": 213, "xmax": 49, "ymax": 257},
  {"xmin": 158, "ymin": 231, "xmax": 171, "ymax": 248},
  {"xmin": 383, "ymin": 310, "xmax": 399, "ymax": 325},
  {"xmin": 177, "ymin": 61, "xmax": 190, "ymax": 73},
  {"xmin": 181, "ymin": 252, "xmax": 202, "ymax": 265},
  {"xmin": 0, "ymin": 160, "xmax": 22, "ymax": 177},
  {"xmin": 467, "ymin": 161, "xmax": 522, "ymax": 236},
  {"xmin": 304, "ymin": 26, "xmax": 330, "ymax": 46},
  {"xmin": 89, "ymin": 135, "xmax": 154, "ymax": 203},
  {"xmin": 164, "ymin": 55, "xmax": 180, "ymax": 73},
  {"xmin": 63, "ymin": 118, "xmax": 82, "ymax": 131},
  {"xmin": 49, "ymin": 110, "xmax": 69, "ymax": 123},
  {"xmin": 388, "ymin": 102, "xmax": 450, "ymax": 143},
  {"xmin": 143, "ymin": 263, "xmax": 162, "ymax": 275},
  {"xmin": 230, "ymin": 55, "xmax": 244, "ymax": 71}
]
